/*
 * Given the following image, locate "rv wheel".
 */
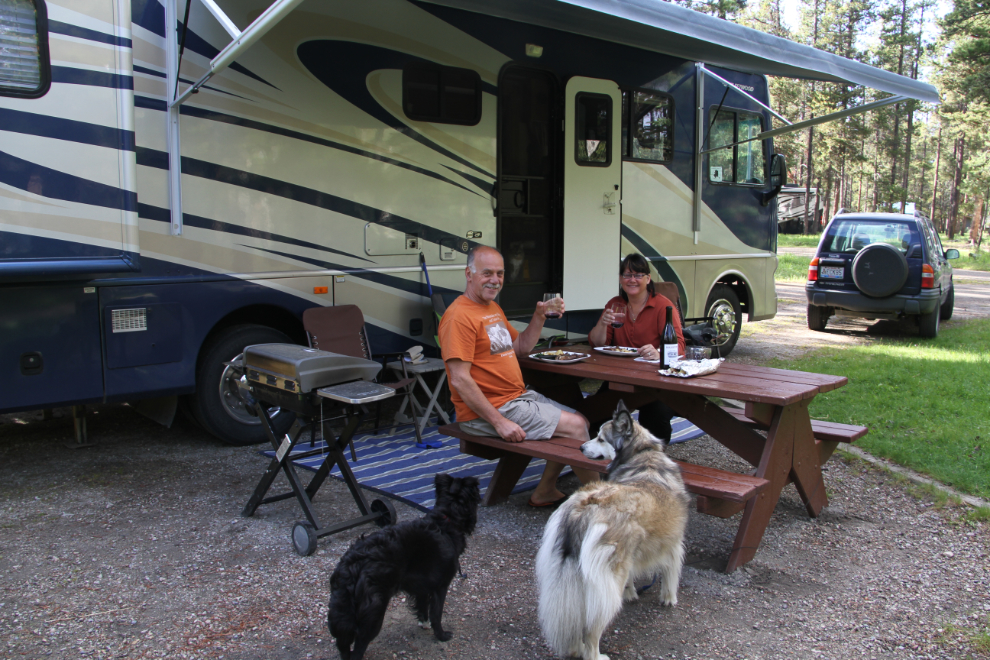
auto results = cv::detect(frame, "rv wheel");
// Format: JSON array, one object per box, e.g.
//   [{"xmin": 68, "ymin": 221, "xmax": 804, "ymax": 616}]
[
  {"xmin": 705, "ymin": 285, "xmax": 742, "ymax": 356},
  {"xmin": 188, "ymin": 324, "xmax": 296, "ymax": 446}
]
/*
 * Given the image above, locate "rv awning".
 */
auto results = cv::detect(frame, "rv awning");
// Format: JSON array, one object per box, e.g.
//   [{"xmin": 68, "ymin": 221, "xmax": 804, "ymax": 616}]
[{"xmin": 420, "ymin": 0, "xmax": 940, "ymax": 104}]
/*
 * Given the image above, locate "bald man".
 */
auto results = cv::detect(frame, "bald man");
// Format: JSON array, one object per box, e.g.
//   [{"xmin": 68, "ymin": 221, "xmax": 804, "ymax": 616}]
[{"xmin": 438, "ymin": 246, "xmax": 597, "ymax": 507}]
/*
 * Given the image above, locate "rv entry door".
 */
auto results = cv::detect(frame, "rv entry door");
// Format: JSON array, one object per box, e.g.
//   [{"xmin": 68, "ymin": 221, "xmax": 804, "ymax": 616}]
[{"xmin": 563, "ymin": 77, "xmax": 622, "ymax": 310}]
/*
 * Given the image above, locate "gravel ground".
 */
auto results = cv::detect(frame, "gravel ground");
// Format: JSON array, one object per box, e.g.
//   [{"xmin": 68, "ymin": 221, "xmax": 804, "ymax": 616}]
[{"xmin": 2, "ymin": 286, "xmax": 990, "ymax": 660}]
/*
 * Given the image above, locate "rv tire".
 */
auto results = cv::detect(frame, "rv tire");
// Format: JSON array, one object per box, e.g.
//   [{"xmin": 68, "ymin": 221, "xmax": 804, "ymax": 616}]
[
  {"xmin": 189, "ymin": 324, "xmax": 296, "ymax": 446},
  {"xmin": 705, "ymin": 284, "xmax": 742, "ymax": 356}
]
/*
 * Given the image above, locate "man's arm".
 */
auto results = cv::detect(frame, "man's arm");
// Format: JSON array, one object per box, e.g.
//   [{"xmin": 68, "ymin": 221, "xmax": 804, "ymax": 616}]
[
  {"xmin": 512, "ymin": 300, "xmax": 559, "ymax": 356},
  {"xmin": 446, "ymin": 359, "xmax": 526, "ymax": 442}
]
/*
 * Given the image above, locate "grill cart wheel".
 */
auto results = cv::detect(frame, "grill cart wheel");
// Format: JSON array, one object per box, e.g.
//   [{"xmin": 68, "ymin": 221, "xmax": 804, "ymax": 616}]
[
  {"xmin": 372, "ymin": 499, "xmax": 397, "ymax": 527},
  {"xmin": 292, "ymin": 522, "xmax": 318, "ymax": 556}
]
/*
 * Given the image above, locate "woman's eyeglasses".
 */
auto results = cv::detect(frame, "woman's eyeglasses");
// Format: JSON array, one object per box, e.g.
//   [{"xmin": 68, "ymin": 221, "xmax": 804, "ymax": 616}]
[{"xmin": 621, "ymin": 272, "xmax": 648, "ymax": 280}]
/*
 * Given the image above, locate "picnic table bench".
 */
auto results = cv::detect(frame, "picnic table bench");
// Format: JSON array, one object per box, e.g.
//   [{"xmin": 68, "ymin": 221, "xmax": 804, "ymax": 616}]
[
  {"xmin": 442, "ymin": 346, "xmax": 865, "ymax": 572},
  {"xmin": 719, "ymin": 405, "xmax": 867, "ymax": 465},
  {"xmin": 438, "ymin": 424, "xmax": 769, "ymax": 517}
]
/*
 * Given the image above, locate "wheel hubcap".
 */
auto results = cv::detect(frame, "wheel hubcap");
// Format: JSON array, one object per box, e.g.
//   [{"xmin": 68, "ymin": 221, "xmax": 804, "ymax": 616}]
[
  {"xmin": 708, "ymin": 298, "xmax": 737, "ymax": 346},
  {"xmin": 219, "ymin": 357, "xmax": 282, "ymax": 425}
]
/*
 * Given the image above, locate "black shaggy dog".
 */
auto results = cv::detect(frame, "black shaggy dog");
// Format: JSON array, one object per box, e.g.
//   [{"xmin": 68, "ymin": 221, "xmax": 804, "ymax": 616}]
[{"xmin": 327, "ymin": 473, "xmax": 480, "ymax": 660}]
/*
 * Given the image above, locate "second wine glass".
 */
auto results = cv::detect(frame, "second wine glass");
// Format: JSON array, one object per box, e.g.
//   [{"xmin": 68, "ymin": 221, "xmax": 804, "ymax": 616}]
[
  {"xmin": 543, "ymin": 293, "xmax": 563, "ymax": 319},
  {"xmin": 609, "ymin": 302, "xmax": 626, "ymax": 328}
]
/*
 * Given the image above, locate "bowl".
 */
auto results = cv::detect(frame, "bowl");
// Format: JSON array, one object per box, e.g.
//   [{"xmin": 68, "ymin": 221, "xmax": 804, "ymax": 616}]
[{"xmin": 685, "ymin": 346, "xmax": 711, "ymax": 361}]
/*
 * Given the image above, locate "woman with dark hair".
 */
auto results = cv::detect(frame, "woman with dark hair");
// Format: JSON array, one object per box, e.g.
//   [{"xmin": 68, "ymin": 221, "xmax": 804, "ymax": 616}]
[{"xmin": 583, "ymin": 253, "xmax": 685, "ymax": 440}]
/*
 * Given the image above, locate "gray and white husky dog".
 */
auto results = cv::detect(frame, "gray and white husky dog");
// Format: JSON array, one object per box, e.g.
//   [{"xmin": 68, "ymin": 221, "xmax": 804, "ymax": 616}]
[{"xmin": 535, "ymin": 401, "xmax": 690, "ymax": 660}]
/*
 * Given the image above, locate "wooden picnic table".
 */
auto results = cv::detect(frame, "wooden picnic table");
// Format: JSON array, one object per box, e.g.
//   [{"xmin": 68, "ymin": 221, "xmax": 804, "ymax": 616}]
[{"xmin": 518, "ymin": 346, "xmax": 851, "ymax": 572}]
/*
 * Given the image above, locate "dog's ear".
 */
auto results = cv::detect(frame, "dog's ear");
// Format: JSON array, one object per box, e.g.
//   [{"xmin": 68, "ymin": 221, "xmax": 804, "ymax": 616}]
[
  {"xmin": 611, "ymin": 401, "xmax": 634, "ymax": 451},
  {"xmin": 434, "ymin": 473, "xmax": 453, "ymax": 493}
]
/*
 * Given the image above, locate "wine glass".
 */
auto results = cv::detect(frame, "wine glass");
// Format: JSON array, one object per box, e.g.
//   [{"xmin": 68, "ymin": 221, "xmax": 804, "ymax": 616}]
[
  {"xmin": 543, "ymin": 293, "xmax": 563, "ymax": 319},
  {"xmin": 609, "ymin": 302, "xmax": 626, "ymax": 328}
]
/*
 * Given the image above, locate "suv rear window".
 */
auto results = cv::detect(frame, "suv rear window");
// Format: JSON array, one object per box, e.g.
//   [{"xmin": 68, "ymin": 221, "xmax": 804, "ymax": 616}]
[{"xmin": 821, "ymin": 220, "xmax": 921, "ymax": 255}]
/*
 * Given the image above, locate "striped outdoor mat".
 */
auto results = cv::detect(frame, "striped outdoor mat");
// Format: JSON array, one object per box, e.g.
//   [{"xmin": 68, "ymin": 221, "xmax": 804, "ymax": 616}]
[{"xmin": 262, "ymin": 416, "xmax": 704, "ymax": 512}]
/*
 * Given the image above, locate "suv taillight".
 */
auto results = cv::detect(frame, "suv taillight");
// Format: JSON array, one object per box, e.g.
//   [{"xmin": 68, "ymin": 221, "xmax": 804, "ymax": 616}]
[
  {"xmin": 921, "ymin": 264, "xmax": 935, "ymax": 288},
  {"xmin": 808, "ymin": 257, "xmax": 819, "ymax": 282}
]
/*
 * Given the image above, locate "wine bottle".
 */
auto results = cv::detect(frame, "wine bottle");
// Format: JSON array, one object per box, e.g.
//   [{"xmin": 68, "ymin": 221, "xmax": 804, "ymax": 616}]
[{"xmin": 662, "ymin": 306, "xmax": 679, "ymax": 368}]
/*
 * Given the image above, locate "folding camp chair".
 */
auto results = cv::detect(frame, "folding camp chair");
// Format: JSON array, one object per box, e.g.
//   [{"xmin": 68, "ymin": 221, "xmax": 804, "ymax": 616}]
[{"xmin": 302, "ymin": 305, "xmax": 423, "ymax": 447}]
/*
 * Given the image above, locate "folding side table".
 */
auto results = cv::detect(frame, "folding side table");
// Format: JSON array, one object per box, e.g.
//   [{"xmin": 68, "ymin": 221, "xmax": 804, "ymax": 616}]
[{"xmin": 386, "ymin": 356, "xmax": 451, "ymax": 445}]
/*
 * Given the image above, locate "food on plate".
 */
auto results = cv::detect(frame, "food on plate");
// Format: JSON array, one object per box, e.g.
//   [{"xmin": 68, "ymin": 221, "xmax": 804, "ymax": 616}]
[{"xmin": 534, "ymin": 350, "xmax": 580, "ymax": 361}]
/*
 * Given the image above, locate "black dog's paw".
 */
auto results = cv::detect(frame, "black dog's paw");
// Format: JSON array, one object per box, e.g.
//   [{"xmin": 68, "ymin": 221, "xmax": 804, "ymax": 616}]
[{"xmin": 435, "ymin": 630, "xmax": 453, "ymax": 642}]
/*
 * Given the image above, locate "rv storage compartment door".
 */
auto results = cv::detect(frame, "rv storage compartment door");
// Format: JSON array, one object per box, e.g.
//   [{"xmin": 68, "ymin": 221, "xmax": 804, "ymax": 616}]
[{"xmin": 563, "ymin": 78, "xmax": 622, "ymax": 310}]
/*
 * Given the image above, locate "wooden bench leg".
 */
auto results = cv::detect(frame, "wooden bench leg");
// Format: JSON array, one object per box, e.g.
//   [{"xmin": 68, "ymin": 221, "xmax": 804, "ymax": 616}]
[
  {"xmin": 725, "ymin": 403, "xmax": 794, "ymax": 573},
  {"xmin": 790, "ymin": 404, "xmax": 829, "ymax": 518},
  {"xmin": 482, "ymin": 453, "xmax": 532, "ymax": 507}
]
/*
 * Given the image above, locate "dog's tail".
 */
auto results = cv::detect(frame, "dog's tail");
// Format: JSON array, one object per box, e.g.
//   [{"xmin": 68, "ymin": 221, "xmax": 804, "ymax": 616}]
[{"xmin": 537, "ymin": 513, "xmax": 623, "ymax": 657}]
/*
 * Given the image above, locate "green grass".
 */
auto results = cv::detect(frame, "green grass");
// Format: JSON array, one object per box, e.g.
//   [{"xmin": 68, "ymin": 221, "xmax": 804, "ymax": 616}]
[
  {"xmin": 966, "ymin": 506, "xmax": 990, "ymax": 523},
  {"xmin": 774, "ymin": 253, "xmax": 812, "ymax": 282},
  {"xmin": 959, "ymin": 249, "xmax": 990, "ymax": 271},
  {"xmin": 777, "ymin": 233, "xmax": 822, "ymax": 248},
  {"xmin": 769, "ymin": 319, "xmax": 990, "ymax": 500}
]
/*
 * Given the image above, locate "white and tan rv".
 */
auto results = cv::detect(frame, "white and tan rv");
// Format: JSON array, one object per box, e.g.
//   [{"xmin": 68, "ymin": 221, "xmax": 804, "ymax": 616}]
[{"xmin": 0, "ymin": 0, "xmax": 938, "ymax": 444}]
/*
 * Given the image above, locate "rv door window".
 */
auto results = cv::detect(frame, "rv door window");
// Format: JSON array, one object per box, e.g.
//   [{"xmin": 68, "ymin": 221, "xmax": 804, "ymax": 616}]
[
  {"xmin": 0, "ymin": 0, "xmax": 49, "ymax": 98},
  {"xmin": 708, "ymin": 109, "xmax": 735, "ymax": 183},
  {"xmin": 620, "ymin": 89, "xmax": 673, "ymax": 162},
  {"xmin": 738, "ymin": 113, "xmax": 765, "ymax": 184},
  {"xmin": 575, "ymin": 93, "xmax": 611, "ymax": 166},
  {"xmin": 707, "ymin": 108, "xmax": 766, "ymax": 185},
  {"xmin": 402, "ymin": 63, "xmax": 481, "ymax": 125}
]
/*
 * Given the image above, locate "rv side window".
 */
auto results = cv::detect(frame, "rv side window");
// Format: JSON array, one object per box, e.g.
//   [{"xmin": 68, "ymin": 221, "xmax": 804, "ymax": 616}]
[
  {"xmin": 575, "ymin": 93, "xmax": 611, "ymax": 166},
  {"xmin": 737, "ymin": 112, "xmax": 765, "ymax": 184},
  {"xmin": 402, "ymin": 63, "xmax": 481, "ymax": 125},
  {"xmin": 0, "ymin": 0, "xmax": 50, "ymax": 98},
  {"xmin": 708, "ymin": 108, "xmax": 766, "ymax": 185},
  {"xmin": 620, "ymin": 89, "xmax": 673, "ymax": 162}
]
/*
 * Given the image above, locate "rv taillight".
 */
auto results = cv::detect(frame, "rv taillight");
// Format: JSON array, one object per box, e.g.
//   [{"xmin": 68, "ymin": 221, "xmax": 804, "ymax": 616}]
[
  {"xmin": 921, "ymin": 264, "xmax": 935, "ymax": 288},
  {"xmin": 808, "ymin": 257, "xmax": 819, "ymax": 282}
]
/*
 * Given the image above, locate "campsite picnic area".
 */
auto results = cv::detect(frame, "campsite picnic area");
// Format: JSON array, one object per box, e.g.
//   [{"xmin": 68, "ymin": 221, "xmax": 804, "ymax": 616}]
[{"xmin": 2, "ymin": 282, "xmax": 988, "ymax": 660}]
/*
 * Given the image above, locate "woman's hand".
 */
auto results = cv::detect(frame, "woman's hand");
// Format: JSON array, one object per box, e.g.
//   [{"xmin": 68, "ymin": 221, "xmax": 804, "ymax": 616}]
[
  {"xmin": 638, "ymin": 344, "xmax": 661, "ymax": 361},
  {"xmin": 600, "ymin": 308, "xmax": 616, "ymax": 326}
]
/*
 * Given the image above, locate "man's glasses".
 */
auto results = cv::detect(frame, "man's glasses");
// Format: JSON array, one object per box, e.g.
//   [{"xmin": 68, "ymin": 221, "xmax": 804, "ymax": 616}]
[{"xmin": 621, "ymin": 272, "xmax": 648, "ymax": 280}]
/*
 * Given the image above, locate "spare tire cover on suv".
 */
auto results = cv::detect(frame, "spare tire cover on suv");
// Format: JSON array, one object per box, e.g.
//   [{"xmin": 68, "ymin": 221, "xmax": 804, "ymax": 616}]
[{"xmin": 851, "ymin": 243, "xmax": 909, "ymax": 298}]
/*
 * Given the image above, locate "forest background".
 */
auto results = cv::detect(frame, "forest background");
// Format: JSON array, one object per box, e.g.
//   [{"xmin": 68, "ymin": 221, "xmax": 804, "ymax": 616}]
[{"xmin": 675, "ymin": 0, "xmax": 990, "ymax": 247}]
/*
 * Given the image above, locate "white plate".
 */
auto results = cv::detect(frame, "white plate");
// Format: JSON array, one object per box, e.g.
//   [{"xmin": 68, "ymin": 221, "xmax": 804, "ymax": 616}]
[
  {"xmin": 593, "ymin": 346, "xmax": 640, "ymax": 357},
  {"xmin": 529, "ymin": 351, "xmax": 591, "ymax": 364}
]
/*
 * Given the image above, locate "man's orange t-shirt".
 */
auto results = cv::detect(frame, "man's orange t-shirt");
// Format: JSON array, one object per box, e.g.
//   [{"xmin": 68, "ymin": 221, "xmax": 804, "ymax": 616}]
[{"xmin": 438, "ymin": 296, "xmax": 526, "ymax": 422}]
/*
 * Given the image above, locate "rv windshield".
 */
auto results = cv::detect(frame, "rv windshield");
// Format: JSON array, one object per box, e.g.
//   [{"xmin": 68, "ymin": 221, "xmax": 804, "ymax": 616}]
[{"xmin": 822, "ymin": 219, "xmax": 920, "ymax": 255}]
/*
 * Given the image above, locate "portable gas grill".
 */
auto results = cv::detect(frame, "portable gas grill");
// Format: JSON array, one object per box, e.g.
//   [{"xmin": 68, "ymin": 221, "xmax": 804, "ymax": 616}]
[{"xmin": 236, "ymin": 343, "xmax": 399, "ymax": 556}]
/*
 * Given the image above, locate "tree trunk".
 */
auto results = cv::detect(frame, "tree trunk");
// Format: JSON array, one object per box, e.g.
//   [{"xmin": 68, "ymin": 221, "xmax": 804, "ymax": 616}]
[
  {"xmin": 802, "ymin": 124, "xmax": 815, "ymax": 234},
  {"xmin": 823, "ymin": 169, "xmax": 834, "ymax": 224},
  {"xmin": 901, "ymin": 101, "xmax": 914, "ymax": 211},
  {"xmin": 947, "ymin": 135, "xmax": 966, "ymax": 240},
  {"xmin": 929, "ymin": 124, "xmax": 942, "ymax": 221},
  {"xmin": 872, "ymin": 125, "xmax": 882, "ymax": 211},
  {"xmin": 917, "ymin": 133, "xmax": 928, "ymax": 206},
  {"xmin": 901, "ymin": 4, "xmax": 924, "ymax": 212},
  {"xmin": 802, "ymin": 2, "xmax": 820, "ymax": 234},
  {"xmin": 971, "ymin": 197, "xmax": 984, "ymax": 245}
]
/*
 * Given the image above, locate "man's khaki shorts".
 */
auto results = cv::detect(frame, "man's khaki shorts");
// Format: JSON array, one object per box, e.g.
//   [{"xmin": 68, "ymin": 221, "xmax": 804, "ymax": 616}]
[{"xmin": 459, "ymin": 390, "xmax": 575, "ymax": 440}]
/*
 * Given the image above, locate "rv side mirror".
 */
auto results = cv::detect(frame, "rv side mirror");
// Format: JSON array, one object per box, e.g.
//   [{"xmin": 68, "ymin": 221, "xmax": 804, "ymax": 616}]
[{"xmin": 762, "ymin": 153, "xmax": 786, "ymax": 206}]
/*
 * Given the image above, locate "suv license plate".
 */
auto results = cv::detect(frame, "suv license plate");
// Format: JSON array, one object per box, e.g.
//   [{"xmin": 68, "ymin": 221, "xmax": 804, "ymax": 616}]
[{"xmin": 820, "ymin": 266, "xmax": 844, "ymax": 279}]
